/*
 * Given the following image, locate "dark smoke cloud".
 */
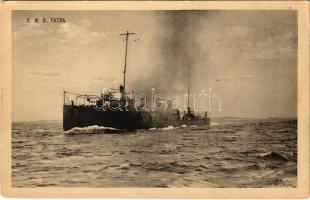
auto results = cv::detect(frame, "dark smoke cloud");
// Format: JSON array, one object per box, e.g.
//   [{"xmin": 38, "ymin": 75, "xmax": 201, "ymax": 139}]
[{"xmin": 132, "ymin": 11, "xmax": 211, "ymax": 96}]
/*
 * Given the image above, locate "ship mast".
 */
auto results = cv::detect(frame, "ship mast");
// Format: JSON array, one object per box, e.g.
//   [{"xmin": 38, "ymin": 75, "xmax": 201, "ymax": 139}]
[
  {"xmin": 119, "ymin": 31, "xmax": 135, "ymax": 90},
  {"xmin": 187, "ymin": 64, "xmax": 190, "ymax": 112}
]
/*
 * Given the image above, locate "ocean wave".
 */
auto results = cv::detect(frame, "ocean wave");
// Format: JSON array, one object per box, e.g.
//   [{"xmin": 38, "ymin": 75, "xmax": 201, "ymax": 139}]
[
  {"xmin": 258, "ymin": 152, "xmax": 289, "ymax": 162},
  {"xmin": 12, "ymin": 120, "xmax": 297, "ymax": 188},
  {"xmin": 150, "ymin": 125, "xmax": 187, "ymax": 131},
  {"xmin": 64, "ymin": 125, "xmax": 122, "ymax": 134},
  {"xmin": 210, "ymin": 122, "xmax": 235, "ymax": 126},
  {"xmin": 158, "ymin": 126, "xmax": 177, "ymax": 131},
  {"xmin": 142, "ymin": 161, "xmax": 190, "ymax": 174}
]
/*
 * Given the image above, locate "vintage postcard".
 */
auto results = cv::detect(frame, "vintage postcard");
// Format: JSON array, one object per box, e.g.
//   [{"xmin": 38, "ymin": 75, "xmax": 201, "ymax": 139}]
[{"xmin": 1, "ymin": 1, "xmax": 309, "ymax": 198}]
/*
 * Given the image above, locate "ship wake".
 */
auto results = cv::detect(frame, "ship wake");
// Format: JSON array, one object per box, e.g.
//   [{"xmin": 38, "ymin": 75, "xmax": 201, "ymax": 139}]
[{"xmin": 64, "ymin": 125, "xmax": 126, "ymax": 134}]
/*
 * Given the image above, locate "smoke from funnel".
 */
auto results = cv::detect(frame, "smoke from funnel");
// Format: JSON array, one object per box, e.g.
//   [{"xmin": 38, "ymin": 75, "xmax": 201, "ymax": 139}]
[{"xmin": 131, "ymin": 11, "xmax": 211, "ymax": 96}]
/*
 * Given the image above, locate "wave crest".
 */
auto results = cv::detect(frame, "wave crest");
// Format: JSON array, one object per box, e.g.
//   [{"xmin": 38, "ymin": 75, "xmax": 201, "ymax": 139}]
[{"xmin": 64, "ymin": 125, "xmax": 121, "ymax": 134}]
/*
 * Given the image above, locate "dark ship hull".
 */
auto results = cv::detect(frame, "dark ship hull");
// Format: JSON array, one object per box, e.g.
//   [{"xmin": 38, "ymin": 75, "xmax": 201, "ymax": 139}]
[
  {"xmin": 63, "ymin": 105, "xmax": 150, "ymax": 131},
  {"xmin": 63, "ymin": 105, "xmax": 210, "ymax": 131}
]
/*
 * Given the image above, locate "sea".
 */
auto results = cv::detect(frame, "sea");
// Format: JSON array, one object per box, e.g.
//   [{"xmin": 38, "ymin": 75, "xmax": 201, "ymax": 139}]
[{"xmin": 12, "ymin": 118, "xmax": 297, "ymax": 188}]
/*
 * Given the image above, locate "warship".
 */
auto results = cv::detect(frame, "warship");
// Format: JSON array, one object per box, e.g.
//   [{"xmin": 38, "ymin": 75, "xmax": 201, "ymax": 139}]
[{"xmin": 63, "ymin": 31, "xmax": 210, "ymax": 131}]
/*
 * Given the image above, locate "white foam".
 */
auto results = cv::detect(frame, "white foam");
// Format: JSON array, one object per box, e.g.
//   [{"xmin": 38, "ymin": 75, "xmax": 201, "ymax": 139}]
[
  {"xmin": 210, "ymin": 122, "xmax": 234, "ymax": 126},
  {"xmin": 64, "ymin": 125, "xmax": 119, "ymax": 134},
  {"xmin": 159, "ymin": 125, "xmax": 176, "ymax": 131},
  {"xmin": 210, "ymin": 122, "xmax": 221, "ymax": 126}
]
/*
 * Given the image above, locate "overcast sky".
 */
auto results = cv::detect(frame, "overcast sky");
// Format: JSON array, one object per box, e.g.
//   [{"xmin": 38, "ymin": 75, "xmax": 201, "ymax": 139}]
[{"xmin": 12, "ymin": 10, "xmax": 297, "ymax": 121}]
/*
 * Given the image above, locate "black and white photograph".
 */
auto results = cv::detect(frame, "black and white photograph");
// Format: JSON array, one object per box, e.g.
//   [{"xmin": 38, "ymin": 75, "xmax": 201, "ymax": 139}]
[{"xmin": 1, "ymin": 1, "xmax": 309, "ymax": 198}]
